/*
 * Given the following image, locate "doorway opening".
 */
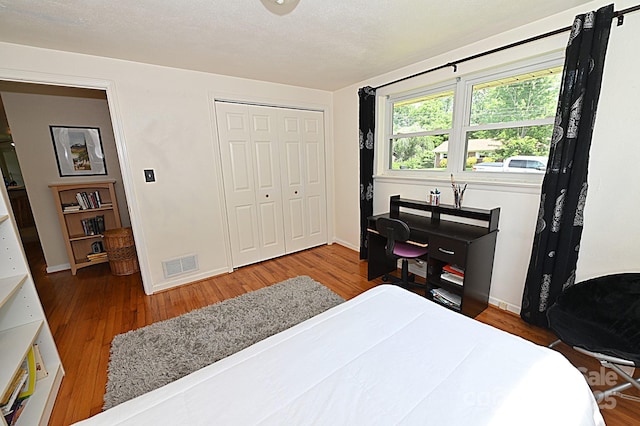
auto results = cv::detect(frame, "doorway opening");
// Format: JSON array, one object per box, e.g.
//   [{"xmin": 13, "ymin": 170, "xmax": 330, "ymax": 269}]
[{"xmin": 0, "ymin": 81, "xmax": 134, "ymax": 278}]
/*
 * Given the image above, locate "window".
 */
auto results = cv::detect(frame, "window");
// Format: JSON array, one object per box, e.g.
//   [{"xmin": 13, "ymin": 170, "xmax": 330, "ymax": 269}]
[
  {"xmin": 464, "ymin": 66, "xmax": 562, "ymax": 173},
  {"xmin": 383, "ymin": 56, "xmax": 563, "ymax": 178},
  {"xmin": 389, "ymin": 87, "xmax": 454, "ymax": 170}
]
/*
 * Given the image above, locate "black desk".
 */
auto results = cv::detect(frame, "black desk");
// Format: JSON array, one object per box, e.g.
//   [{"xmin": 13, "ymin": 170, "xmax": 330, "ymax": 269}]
[{"xmin": 367, "ymin": 195, "xmax": 500, "ymax": 317}]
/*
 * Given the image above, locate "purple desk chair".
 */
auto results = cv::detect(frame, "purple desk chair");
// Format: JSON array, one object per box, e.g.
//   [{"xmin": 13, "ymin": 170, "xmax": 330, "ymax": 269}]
[{"xmin": 375, "ymin": 217, "xmax": 429, "ymax": 290}]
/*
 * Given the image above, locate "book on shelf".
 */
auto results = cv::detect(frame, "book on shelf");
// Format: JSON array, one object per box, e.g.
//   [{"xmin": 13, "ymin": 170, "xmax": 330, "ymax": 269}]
[
  {"xmin": 62, "ymin": 202, "xmax": 81, "ymax": 212},
  {"xmin": 441, "ymin": 271, "xmax": 464, "ymax": 286},
  {"xmin": 18, "ymin": 346, "xmax": 36, "ymax": 400},
  {"xmin": 87, "ymin": 252, "xmax": 108, "ymax": 261},
  {"xmin": 75, "ymin": 191, "xmax": 104, "ymax": 210},
  {"xmin": 4, "ymin": 396, "xmax": 29, "ymax": 426},
  {"xmin": 81, "ymin": 215, "xmax": 105, "ymax": 236},
  {"xmin": 443, "ymin": 264, "xmax": 464, "ymax": 277},
  {"xmin": 430, "ymin": 288, "xmax": 461, "ymax": 308},
  {"xmin": 75, "ymin": 192, "xmax": 87, "ymax": 210},
  {"xmin": 1, "ymin": 345, "xmax": 38, "ymax": 420},
  {"xmin": 1, "ymin": 368, "xmax": 27, "ymax": 416},
  {"xmin": 33, "ymin": 344, "xmax": 48, "ymax": 381}
]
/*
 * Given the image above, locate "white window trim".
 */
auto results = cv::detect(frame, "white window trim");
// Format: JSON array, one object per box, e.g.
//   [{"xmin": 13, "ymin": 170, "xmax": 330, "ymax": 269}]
[{"xmin": 376, "ymin": 51, "xmax": 564, "ymax": 186}]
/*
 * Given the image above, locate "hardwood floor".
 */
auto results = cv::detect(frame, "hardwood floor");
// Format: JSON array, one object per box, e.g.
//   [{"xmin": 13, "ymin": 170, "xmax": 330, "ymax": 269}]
[{"xmin": 25, "ymin": 241, "xmax": 638, "ymax": 425}]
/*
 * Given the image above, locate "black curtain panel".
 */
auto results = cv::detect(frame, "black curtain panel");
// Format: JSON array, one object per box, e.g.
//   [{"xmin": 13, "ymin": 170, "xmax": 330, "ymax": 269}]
[
  {"xmin": 359, "ymin": 86, "xmax": 376, "ymax": 259},
  {"xmin": 521, "ymin": 4, "xmax": 614, "ymax": 327}
]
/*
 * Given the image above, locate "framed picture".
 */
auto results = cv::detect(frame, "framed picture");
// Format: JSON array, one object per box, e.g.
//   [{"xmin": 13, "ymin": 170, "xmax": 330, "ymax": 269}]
[{"xmin": 50, "ymin": 126, "xmax": 107, "ymax": 176}]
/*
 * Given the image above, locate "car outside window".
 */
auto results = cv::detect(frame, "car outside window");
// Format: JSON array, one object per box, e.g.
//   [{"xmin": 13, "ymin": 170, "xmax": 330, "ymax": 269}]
[{"xmin": 464, "ymin": 66, "xmax": 562, "ymax": 172}]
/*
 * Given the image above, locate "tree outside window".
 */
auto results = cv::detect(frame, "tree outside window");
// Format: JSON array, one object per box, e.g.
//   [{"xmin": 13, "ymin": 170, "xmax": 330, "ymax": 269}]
[
  {"xmin": 466, "ymin": 67, "xmax": 562, "ymax": 168},
  {"xmin": 390, "ymin": 89, "xmax": 453, "ymax": 170},
  {"xmin": 384, "ymin": 60, "xmax": 563, "ymax": 175}
]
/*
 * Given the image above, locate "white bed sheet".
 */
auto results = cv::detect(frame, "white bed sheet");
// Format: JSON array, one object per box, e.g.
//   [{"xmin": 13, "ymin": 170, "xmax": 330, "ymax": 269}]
[{"xmin": 74, "ymin": 285, "xmax": 604, "ymax": 426}]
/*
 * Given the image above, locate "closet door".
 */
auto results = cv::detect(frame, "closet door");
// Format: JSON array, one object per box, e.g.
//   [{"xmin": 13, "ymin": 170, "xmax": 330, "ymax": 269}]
[
  {"xmin": 216, "ymin": 103, "xmax": 285, "ymax": 267},
  {"xmin": 278, "ymin": 109, "xmax": 327, "ymax": 253}
]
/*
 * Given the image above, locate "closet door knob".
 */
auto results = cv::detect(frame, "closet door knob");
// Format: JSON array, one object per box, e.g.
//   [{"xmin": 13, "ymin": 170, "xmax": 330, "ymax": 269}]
[{"xmin": 265, "ymin": 194, "xmax": 269, "ymax": 198}]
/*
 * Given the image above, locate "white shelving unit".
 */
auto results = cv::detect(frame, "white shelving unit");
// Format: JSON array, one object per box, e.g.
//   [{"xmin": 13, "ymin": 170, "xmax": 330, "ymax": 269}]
[{"xmin": 0, "ymin": 184, "xmax": 64, "ymax": 425}]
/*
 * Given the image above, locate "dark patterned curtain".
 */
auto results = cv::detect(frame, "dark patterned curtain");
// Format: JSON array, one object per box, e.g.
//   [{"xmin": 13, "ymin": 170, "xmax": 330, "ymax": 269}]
[
  {"xmin": 521, "ymin": 4, "xmax": 614, "ymax": 327},
  {"xmin": 359, "ymin": 86, "xmax": 376, "ymax": 259}
]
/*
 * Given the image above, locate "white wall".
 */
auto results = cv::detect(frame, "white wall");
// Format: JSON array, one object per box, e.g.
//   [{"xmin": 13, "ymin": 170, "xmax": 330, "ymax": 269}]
[
  {"xmin": 1, "ymin": 91, "xmax": 131, "ymax": 271},
  {"xmin": 333, "ymin": 0, "xmax": 640, "ymax": 312},
  {"xmin": 577, "ymin": 5, "xmax": 640, "ymax": 279},
  {"xmin": 0, "ymin": 43, "xmax": 333, "ymax": 294},
  {"xmin": 332, "ymin": 88, "xmax": 360, "ymax": 250}
]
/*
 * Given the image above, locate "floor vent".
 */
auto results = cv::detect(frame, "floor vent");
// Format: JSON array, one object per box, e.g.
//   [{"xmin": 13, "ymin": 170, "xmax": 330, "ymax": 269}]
[{"xmin": 162, "ymin": 254, "xmax": 199, "ymax": 278}]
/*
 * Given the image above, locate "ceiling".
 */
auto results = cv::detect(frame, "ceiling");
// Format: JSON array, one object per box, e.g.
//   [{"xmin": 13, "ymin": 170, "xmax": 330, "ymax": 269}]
[{"xmin": 0, "ymin": 0, "xmax": 595, "ymax": 92}]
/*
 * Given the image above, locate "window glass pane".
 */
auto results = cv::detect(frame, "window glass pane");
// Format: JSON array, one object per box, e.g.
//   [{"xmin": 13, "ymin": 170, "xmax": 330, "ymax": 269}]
[
  {"xmin": 467, "ymin": 125, "xmax": 552, "ymax": 173},
  {"xmin": 391, "ymin": 134, "xmax": 449, "ymax": 170},
  {"xmin": 470, "ymin": 67, "xmax": 562, "ymax": 125},
  {"xmin": 393, "ymin": 91, "xmax": 454, "ymax": 134}
]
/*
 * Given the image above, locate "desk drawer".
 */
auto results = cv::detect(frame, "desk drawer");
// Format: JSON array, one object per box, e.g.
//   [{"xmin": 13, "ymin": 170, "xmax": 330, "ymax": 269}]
[{"xmin": 429, "ymin": 236, "xmax": 467, "ymax": 266}]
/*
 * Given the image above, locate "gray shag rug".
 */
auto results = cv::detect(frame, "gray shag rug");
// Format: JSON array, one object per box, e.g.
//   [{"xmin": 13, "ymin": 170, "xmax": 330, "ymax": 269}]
[{"xmin": 103, "ymin": 276, "xmax": 344, "ymax": 409}]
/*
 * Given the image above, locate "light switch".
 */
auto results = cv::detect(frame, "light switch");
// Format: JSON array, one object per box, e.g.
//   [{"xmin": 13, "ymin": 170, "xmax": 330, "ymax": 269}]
[{"xmin": 144, "ymin": 169, "xmax": 155, "ymax": 182}]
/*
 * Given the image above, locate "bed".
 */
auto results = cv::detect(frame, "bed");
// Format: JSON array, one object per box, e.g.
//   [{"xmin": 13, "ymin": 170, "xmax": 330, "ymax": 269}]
[{"xmin": 74, "ymin": 285, "xmax": 604, "ymax": 425}]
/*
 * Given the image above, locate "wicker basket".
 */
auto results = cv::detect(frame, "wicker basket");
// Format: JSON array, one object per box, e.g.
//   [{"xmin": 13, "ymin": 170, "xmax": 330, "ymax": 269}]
[{"xmin": 103, "ymin": 227, "xmax": 139, "ymax": 276}]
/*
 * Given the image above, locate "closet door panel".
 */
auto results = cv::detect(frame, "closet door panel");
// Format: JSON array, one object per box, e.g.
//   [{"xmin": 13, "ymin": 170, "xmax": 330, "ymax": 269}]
[
  {"xmin": 284, "ymin": 143, "xmax": 302, "ymax": 186},
  {"xmin": 254, "ymin": 142, "xmax": 276, "ymax": 190},
  {"xmin": 249, "ymin": 107, "xmax": 285, "ymax": 260},
  {"xmin": 300, "ymin": 111, "xmax": 327, "ymax": 247},
  {"xmin": 283, "ymin": 140, "xmax": 304, "ymax": 248},
  {"xmin": 216, "ymin": 104, "xmax": 261, "ymax": 267},
  {"xmin": 287, "ymin": 198, "xmax": 305, "ymax": 242},
  {"xmin": 279, "ymin": 113, "xmax": 305, "ymax": 253},
  {"xmin": 307, "ymin": 195, "xmax": 322, "ymax": 236},
  {"xmin": 258, "ymin": 201, "xmax": 280, "ymax": 248},
  {"xmin": 234, "ymin": 204, "xmax": 259, "ymax": 253},
  {"xmin": 229, "ymin": 141, "xmax": 252, "ymax": 192},
  {"xmin": 306, "ymin": 142, "xmax": 321, "ymax": 184}
]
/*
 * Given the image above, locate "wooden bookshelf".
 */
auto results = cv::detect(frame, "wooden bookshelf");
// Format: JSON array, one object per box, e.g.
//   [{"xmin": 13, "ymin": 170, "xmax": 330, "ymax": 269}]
[{"xmin": 49, "ymin": 181, "xmax": 122, "ymax": 275}]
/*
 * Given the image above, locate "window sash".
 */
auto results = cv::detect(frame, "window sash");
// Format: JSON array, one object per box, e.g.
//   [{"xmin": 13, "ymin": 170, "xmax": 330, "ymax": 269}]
[{"xmin": 382, "ymin": 55, "xmax": 563, "ymax": 179}]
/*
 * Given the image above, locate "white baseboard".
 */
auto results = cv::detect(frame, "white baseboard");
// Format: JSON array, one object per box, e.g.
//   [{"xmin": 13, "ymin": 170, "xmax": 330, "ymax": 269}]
[
  {"xmin": 488, "ymin": 296, "xmax": 521, "ymax": 314},
  {"xmin": 331, "ymin": 238, "xmax": 358, "ymax": 251},
  {"xmin": 46, "ymin": 263, "xmax": 70, "ymax": 273},
  {"xmin": 151, "ymin": 266, "xmax": 230, "ymax": 293}
]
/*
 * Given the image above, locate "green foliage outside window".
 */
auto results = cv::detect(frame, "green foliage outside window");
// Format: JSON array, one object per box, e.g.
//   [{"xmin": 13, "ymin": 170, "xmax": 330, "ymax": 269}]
[
  {"xmin": 392, "ymin": 92, "xmax": 453, "ymax": 134},
  {"xmin": 391, "ymin": 91, "xmax": 452, "ymax": 169},
  {"xmin": 391, "ymin": 135, "xmax": 447, "ymax": 169},
  {"xmin": 389, "ymin": 65, "xmax": 562, "ymax": 171},
  {"xmin": 469, "ymin": 71, "xmax": 560, "ymax": 163}
]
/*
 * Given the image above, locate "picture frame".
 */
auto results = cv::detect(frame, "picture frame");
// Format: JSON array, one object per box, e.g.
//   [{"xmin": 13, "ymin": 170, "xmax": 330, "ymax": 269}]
[{"xmin": 50, "ymin": 126, "xmax": 107, "ymax": 176}]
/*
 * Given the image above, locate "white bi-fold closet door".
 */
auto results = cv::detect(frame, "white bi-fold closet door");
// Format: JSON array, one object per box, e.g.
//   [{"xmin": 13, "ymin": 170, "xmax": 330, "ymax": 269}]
[{"xmin": 215, "ymin": 101, "xmax": 327, "ymax": 268}]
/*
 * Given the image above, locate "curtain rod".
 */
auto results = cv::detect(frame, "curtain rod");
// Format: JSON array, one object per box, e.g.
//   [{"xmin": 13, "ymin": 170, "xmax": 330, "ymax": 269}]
[{"xmin": 374, "ymin": 4, "xmax": 640, "ymax": 90}]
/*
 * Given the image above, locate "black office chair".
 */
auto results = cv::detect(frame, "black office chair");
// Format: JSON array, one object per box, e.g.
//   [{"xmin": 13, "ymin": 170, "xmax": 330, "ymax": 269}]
[
  {"xmin": 547, "ymin": 273, "xmax": 640, "ymax": 403},
  {"xmin": 375, "ymin": 217, "xmax": 428, "ymax": 289}
]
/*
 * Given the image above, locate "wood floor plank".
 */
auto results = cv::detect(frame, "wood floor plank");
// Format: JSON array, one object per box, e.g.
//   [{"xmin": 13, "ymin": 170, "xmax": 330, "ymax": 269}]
[{"xmin": 24, "ymin": 241, "xmax": 637, "ymax": 425}]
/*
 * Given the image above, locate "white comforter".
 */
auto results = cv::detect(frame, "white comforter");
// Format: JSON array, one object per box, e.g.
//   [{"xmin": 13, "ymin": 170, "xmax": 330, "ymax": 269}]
[{"xmin": 74, "ymin": 285, "xmax": 604, "ymax": 425}]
